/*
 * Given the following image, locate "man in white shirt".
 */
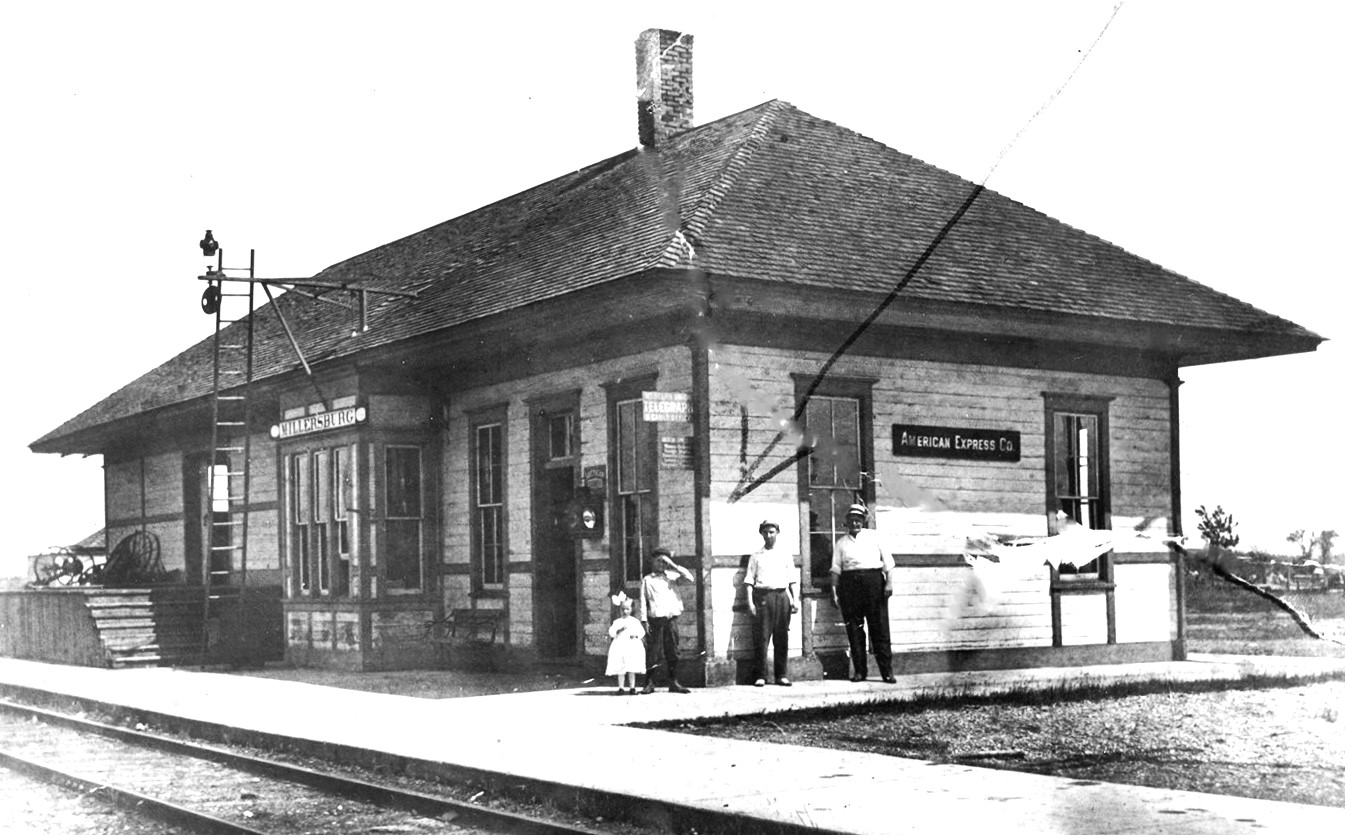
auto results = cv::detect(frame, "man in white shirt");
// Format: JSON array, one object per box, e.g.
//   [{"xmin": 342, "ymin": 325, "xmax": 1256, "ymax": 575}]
[
  {"xmin": 743, "ymin": 520, "xmax": 799, "ymax": 687},
  {"xmin": 829, "ymin": 503, "xmax": 896, "ymax": 683},
  {"xmin": 639, "ymin": 547, "xmax": 694, "ymax": 693}
]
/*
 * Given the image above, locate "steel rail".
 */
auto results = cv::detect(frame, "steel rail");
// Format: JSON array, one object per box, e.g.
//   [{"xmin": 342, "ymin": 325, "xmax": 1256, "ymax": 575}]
[
  {"xmin": 0, "ymin": 699, "xmax": 601, "ymax": 835},
  {"xmin": 0, "ymin": 746, "xmax": 268, "ymax": 835}
]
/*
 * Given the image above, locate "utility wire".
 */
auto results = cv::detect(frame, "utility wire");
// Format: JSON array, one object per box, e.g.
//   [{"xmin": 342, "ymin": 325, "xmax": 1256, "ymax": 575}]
[{"xmin": 729, "ymin": 2, "xmax": 1129, "ymax": 503}]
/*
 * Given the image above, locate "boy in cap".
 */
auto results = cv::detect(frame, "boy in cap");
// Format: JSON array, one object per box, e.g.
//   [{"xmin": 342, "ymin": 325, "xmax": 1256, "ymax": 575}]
[
  {"xmin": 829, "ymin": 503, "xmax": 896, "ymax": 683},
  {"xmin": 639, "ymin": 546, "xmax": 694, "ymax": 693},
  {"xmin": 743, "ymin": 519, "xmax": 800, "ymax": 686}
]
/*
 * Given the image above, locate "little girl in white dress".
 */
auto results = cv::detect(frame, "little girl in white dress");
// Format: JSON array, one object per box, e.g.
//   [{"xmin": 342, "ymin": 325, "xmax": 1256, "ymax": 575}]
[{"xmin": 606, "ymin": 593, "xmax": 646, "ymax": 694}]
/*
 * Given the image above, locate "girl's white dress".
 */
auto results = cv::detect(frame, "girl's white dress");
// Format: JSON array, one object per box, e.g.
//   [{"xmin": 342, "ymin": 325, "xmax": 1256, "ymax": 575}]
[{"xmin": 605, "ymin": 615, "xmax": 647, "ymax": 675}]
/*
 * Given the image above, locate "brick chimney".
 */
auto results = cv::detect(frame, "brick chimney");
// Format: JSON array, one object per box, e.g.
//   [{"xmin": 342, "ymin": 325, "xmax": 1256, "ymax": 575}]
[{"xmin": 636, "ymin": 28, "xmax": 693, "ymax": 148}]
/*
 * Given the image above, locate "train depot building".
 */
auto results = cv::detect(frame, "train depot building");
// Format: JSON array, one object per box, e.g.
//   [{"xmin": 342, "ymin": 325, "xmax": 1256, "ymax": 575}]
[{"xmin": 21, "ymin": 31, "xmax": 1320, "ymax": 682}]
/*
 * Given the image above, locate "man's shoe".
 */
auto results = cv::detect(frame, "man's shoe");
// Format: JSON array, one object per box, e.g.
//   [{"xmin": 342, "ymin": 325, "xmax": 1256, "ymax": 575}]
[
  {"xmin": 753, "ymin": 678, "xmax": 766, "ymax": 687},
  {"xmin": 669, "ymin": 682, "xmax": 691, "ymax": 694},
  {"xmin": 639, "ymin": 683, "xmax": 656, "ymax": 695},
  {"xmin": 777, "ymin": 678, "xmax": 792, "ymax": 687},
  {"xmin": 882, "ymin": 675, "xmax": 897, "ymax": 684},
  {"xmin": 617, "ymin": 688, "xmax": 627, "ymax": 695},
  {"xmin": 849, "ymin": 674, "xmax": 866, "ymax": 682}
]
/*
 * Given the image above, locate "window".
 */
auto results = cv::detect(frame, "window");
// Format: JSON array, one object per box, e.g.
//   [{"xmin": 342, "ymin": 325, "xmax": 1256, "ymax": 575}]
[
  {"xmin": 384, "ymin": 445, "xmax": 423, "ymax": 590},
  {"xmin": 289, "ymin": 452, "xmax": 311, "ymax": 593},
  {"xmin": 796, "ymin": 377, "xmax": 875, "ymax": 585},
  {"xmin": 286, "ymin": 444, "xmax": 355, "ymax": 597},
  {"xmin": 472, "ymin": 420, "xmax": 506, "ymax": 590},
  {"xmin": 613, "ymin": 392, "xmax": 657, "ymax": 586},
  {"xmin": 804, "ymin": 396, "xmax": 863, "ymax": 582},
  {"xmin": 334, "ymin": 446, "xmax": 352, "ymax": 594},
  {"xmin": 548, "ymin": 413, "xmax": 573, "ymax": 461},
  {"xmin": 315, "ymin": 450, "xmax": 331, "ymax": 592},
  {"xmin": 1044, "ymin": 393, "xmax": 1112, "ymax": 577}
]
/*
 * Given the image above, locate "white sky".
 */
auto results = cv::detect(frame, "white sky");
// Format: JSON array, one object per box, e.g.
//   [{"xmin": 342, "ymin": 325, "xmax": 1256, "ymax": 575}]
[{"xmin": 1, "ymin": 1, "xmax": 1340, "ymax": 575}]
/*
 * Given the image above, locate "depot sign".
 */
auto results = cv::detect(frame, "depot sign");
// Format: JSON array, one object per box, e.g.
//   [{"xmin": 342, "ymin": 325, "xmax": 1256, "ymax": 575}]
[
  {"xmin": 271, "ymin": 406, "xmax": 367, "ymax": 439},
  {"xmin": 893, "ymin": 424, "xmax": 1020, "ymax": 463}
]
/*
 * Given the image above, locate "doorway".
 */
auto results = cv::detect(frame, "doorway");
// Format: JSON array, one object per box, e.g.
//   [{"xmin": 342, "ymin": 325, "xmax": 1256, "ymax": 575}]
[{"xmin": 532, "ymin": 402, "xmax": 579, "ymax": 658}]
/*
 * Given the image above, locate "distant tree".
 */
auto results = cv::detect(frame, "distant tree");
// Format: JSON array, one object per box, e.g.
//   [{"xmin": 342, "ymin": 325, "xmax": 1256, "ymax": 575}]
[
  {"xmin": 1195, "ymin": 505, "xmax": 1240, "ymax": 553},
  {"xmin": 1287, "ymin": 529, "xmax": 1314, "ymax": 561},
  {"xmin": 1193, "ymin": 505, "xmax": 1240, "ymax": 583},
  {"xmin": 1316, "ymin": 530, "xmax": 1338, "ymax": 565}
]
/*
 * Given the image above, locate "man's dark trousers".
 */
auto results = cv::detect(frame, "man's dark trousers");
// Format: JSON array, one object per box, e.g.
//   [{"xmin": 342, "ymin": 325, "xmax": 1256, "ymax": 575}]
[
  {"xmin": 752, "ymin": 588, "xmax": 791, "ymax": 681},
  {"xmin": 837, "ymin": 568, "xmax": 892, "ymax": 678},
  {"xmin": 645, "ymin": 616, "xmax": 680, "ymax": 684}
]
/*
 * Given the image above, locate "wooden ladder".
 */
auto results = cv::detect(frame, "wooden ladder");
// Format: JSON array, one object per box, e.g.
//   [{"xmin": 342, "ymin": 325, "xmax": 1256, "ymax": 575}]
[{"xmin": 201, "ymin": 248, "xmax": 256, "ymax": 665}]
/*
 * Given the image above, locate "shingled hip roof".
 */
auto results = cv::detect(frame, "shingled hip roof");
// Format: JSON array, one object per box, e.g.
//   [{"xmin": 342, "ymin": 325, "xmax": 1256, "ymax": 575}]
[{"xmin": 32, "ymin": 99, "xmax": 1320, "ymax": 454}]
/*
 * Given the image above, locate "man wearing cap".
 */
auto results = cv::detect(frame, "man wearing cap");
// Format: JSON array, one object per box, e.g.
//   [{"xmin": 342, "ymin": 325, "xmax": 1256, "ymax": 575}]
[
  {"xmin": 743, "ymin": 520, "xmax": 799, "ymax": 687},
  {"xmin": 830, "ymin": 503, "xmax": 896, "ymax": 683},
  {"xmin": 639, "ymin": 547, "xmax": 694, "ymax": 694}
]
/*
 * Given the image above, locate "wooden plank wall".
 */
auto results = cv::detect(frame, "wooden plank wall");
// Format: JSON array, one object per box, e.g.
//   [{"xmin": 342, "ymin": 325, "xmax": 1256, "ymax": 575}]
[
  {"xmin": 706, "ymin": 344, "xmax": 1174, "ymax": 659},
  {"xmin": 442, "ymin": 346, "xmax": 692, "ymax": 658}
]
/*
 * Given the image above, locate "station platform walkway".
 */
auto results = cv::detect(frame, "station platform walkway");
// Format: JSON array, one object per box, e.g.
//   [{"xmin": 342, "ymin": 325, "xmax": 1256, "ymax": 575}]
[{"xmin": 2, "ymin": 653, "xmax": 1344, "ymax": 834}]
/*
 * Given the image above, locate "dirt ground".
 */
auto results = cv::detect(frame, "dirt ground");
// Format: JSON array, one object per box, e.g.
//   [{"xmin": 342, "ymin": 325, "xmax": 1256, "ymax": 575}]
[{"xmin": 687, "ymin": 583, "xmax": 1345, "ymax": 808}]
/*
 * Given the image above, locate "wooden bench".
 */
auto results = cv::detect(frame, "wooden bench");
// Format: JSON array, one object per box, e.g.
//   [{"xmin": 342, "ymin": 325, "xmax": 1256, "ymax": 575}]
[{"xmin": 430, "ymin": 608, "xmax": 507, "ymax": 643}]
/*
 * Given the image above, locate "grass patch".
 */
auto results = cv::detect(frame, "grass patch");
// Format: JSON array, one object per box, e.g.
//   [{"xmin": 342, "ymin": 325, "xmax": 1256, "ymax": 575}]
[{"xmin": 647, "ymin": 670, "xmax": 1345, "ymax": 733}]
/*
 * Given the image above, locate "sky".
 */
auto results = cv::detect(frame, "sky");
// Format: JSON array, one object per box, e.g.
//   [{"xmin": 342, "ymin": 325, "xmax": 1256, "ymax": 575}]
[{"xmin": 1, "ymin": 1, "xmax": 1340, "ymax": 576}]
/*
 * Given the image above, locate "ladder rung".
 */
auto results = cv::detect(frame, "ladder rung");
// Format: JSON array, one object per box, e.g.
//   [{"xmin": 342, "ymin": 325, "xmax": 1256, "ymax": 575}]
[
  {"xmin": 217, "ymin": 421, "xmax": 246, "ymax": 427},
  {"xmin": 221, "ymin": 292, "xmax": 251, "ymax": 297},
  {"xmin": 217, "ymin": 395, "xmax": 247, "ymax": 401},
  {"xmin": 215, "ymin": 447, "xmax": 245, "ymax": 453},
  {"xmin": 210, "ymin": 545, "xmax": 241, "ymax": 552},
  {"xmin": 211, "ymin": 520, "xmax": 244, "ymax": 527}
]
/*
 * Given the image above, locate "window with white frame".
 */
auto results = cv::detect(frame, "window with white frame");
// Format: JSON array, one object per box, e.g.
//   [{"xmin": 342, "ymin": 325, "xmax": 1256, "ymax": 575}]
[
  {"xmin": 796, "ymin": 377, "xmax": 874, "ymax": 586},
  {"xmin": 471, "ymin": 419, "xmax": 506, "ymax": 591},
  {"xmin": 287, "ymin": 444, "xmax": 355, "ymax": 597},
  {"xmin": 384, "ymin": 445, "xmax": 423, "ymax": 590},
  {"xmin": 1044, "ymin": 393, "xmax": 1112, "ymax": 578},
  {"xmin": 613, "ymin": 391, "xmax": 656, "ymax": 587}
]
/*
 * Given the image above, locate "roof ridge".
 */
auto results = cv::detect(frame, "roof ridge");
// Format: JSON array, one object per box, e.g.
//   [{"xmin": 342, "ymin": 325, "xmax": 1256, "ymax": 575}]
[
  {"xmin": 647, "ymin": 100, "xmax": 787, "ymax": 269},
  {"xmin": 682, "ymin": 99, "xmax": 787, "ymax": 246}
]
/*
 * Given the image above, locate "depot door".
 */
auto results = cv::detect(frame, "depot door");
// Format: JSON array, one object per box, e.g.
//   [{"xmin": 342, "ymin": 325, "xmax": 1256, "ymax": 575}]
[{"xmin": 532, "ymin": 403, "xmax": 579, "ymax": 658}]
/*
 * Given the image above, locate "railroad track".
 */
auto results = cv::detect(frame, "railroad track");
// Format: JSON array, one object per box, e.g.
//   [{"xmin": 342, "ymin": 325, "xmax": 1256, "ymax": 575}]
[{"xmin": 0, "ymin": 698, "xmax": 604, "ymax": 834}]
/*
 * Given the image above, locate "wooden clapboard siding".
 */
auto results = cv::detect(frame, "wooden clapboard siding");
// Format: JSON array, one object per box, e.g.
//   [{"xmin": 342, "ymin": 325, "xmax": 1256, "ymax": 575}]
[
  {"xmin": 1113, "ymin": 562, "xmax": 1177, "ymax": 643},
  {"xmin": 704, "ymin": 345, "xmax": 1172, "ymax": 538},
  {"xmin": 369, "ymin": 394, "xmax": 433, "ymax": 429},
  {"xmin": 508, "ymin": 573, "xmax": 532, "ymax": 647},
  {"xmin": 105, "ymin": 459, "xmax": 145, "ymax": 521},
  {"xmin": 141, "ymin": 452, "xmax": 183, "ymax": 516},
  {"xmin": 891, "ymin": 564, "xmax": 1052, "ymax": 650},
  {"xmin": 241, "ymin": 507, "xmax": 280, "ymax": 571},
  {"xmin": 1059, "ymin": 593, "xmax": 1110, "ymax": 645},
  {"xmin": 440, "ymin": 346, "xmax": 686, "ymax": 653}
]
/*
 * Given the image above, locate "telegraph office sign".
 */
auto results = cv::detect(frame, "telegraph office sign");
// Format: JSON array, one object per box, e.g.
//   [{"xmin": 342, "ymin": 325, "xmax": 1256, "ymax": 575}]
[
  {"xmin": 893, "ymin": 424, "xmax": 1020, "ymax": 462},
  {"xmin": 270, "ymin": 406, "xmax": 367, "ymax": 439}
]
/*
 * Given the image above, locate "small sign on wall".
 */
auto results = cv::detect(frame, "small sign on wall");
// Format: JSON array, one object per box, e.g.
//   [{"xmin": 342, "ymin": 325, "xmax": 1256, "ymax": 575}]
[
  {"xmin": 643, "ymin": 391, "xmax": 691, "ymax": 422},
  {"xmin": 583, "ymin": 465, "xmax": 607, "ymax": 493},
  {"xmin": 893, "ymin": 424, "xmax": 1021, "ymax": 462},
  {"xmin": 660, "ymin": 436, "xmax": 695, "ymax": 469}
]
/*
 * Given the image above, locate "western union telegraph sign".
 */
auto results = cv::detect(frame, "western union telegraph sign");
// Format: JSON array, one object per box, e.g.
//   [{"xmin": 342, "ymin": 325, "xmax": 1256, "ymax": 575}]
[
  {"xmin": 893, "ymin": 424, "xmax": 1020, "ymax": 462},
  {"xmin": 270, "ymin": 406, "xmax": 367, "ymax": 439}
]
